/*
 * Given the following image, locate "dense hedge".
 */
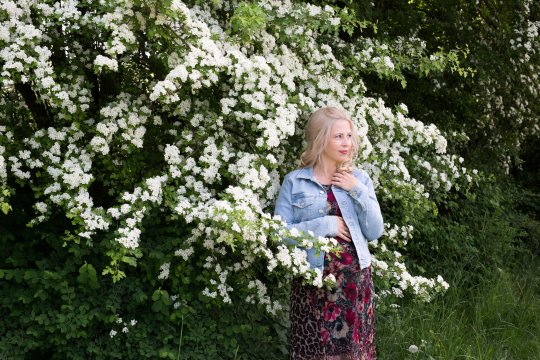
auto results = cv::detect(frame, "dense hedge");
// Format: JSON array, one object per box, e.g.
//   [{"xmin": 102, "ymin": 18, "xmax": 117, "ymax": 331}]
[{"xmin": 1, "ymin": 0, "xmax": 538, "ymax": 358}]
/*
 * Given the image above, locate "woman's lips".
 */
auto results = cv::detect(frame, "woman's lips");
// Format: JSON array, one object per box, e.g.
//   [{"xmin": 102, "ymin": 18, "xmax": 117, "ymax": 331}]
[{"xmin": 339, "ymin": 150, "xmax": 348, "ymax": 154}]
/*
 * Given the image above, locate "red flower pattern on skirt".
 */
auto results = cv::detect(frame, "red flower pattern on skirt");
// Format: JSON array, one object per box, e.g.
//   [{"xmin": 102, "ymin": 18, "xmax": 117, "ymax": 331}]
[{"xmin": 323, "ymin": 302, "xmax": 341, "ymax": 322}]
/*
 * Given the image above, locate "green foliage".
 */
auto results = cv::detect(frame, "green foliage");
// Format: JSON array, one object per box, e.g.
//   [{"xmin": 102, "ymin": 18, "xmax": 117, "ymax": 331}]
[
  {"xmin": 378, "ymin": 256, "xmax": 540, "ymax": 359},
  {"xmin": 77, "ymin": 263, "xmax": 99, "ymax": 290},
  {"xmin": 320, "ymin": 0, "xmax": 540, "ymax": 168},
  {"xmin": 407, "ymin": 176, "xmax": 536, "ymax": 287},
  {"xmin": 0, "ymin": 210, "xmax": 288, "ymax": 359},
  {"xmin": 229, "ymin": 2, "xmax": 267, "ymax": 42},
  {"xmin": 0, "ymin": 186, "xmax": 11, "ymax": 214},
  {"xmin": 0, "ymin": 0, "xmax": 538, "ymax": 358}
]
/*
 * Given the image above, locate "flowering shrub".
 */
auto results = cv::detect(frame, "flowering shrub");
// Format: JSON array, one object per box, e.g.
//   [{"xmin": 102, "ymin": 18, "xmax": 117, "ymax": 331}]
[
  {"xmin": 0, "ymin": 0, "xmax": 502, "ymax": 358},
  {"xmin": 335, "ymin": 0, "xmax": 540, "ymax": 171}
]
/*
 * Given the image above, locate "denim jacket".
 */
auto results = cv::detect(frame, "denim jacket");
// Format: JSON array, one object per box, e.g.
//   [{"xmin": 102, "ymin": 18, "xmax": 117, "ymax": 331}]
[{"xmin": 274, "ymin": 167, "xmax": 384, "ymax": 271}]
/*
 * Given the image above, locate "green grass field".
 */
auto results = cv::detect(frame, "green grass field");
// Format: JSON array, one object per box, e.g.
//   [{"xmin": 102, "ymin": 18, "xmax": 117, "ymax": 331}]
[{"xmin": 377, "ymin": 256, "xmax": 540, "ymax": 359}]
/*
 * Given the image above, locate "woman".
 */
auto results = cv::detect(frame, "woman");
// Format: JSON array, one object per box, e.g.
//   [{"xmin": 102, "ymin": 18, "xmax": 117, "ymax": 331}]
[{"xmin": 274, "ymin": 107, "xmax": 384, "ymax": 360}]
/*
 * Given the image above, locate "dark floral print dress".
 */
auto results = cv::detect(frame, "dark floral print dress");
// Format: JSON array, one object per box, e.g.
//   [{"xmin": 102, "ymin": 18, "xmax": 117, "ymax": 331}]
[{"xmin": 289, "ymin": 184, "xmax": 376, "ymax": 360}]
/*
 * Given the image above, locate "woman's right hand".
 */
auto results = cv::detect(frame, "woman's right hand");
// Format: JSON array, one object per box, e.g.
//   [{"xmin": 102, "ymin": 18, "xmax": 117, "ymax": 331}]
[{"xmin": 334, "ymin": 216, "xmax": 351, "ymax": 242}]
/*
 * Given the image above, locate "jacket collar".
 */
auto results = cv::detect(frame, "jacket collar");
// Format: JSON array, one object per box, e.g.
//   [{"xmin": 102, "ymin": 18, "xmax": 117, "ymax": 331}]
[
  {"xmin": 296, "ymin": 166, "xmax": 346, "ymax": 192},
  {"xmin": 297, "ymin": 167, "xmax": 315, "ymax": 180}
]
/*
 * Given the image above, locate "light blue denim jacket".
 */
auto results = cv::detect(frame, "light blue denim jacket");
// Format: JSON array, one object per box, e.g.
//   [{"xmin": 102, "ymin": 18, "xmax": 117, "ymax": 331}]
[{"xmin": 274, "ymin": 167, "xmax": 384, "ymax": 271}]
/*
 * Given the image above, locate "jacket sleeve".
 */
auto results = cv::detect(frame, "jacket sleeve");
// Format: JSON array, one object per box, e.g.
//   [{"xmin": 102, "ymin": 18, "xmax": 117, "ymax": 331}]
[
  {"xmin": 347, "ymin": 171, "xmax": 384, "ymax": 241},
  {"xmin": 273, "ymin": 174, "xmax": 338, "ymax": 246}
]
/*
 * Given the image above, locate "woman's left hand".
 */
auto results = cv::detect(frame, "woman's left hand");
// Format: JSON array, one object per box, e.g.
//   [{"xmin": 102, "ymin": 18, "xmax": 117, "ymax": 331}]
[{"xmin": 331, "ymin": 171, "xmax": 358, "ymax": 192}]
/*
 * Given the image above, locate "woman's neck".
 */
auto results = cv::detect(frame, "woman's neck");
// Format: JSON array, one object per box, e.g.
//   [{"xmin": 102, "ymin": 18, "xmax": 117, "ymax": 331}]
[{"xmin": 314, "ymin": 161, "xmax": 337, "ymax": 184}]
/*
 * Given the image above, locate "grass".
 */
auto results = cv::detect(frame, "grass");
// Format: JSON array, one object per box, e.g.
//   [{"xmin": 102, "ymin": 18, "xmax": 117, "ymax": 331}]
[{"xmin": 377, "ymin": 256, "xmax": 540, "ymax": 359}]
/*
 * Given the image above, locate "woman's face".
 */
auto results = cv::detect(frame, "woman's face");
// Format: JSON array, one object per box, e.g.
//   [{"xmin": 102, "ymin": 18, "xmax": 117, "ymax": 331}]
[{"xmin": 321, "ymin": 119, "xmax": 353, "ymax": 165}]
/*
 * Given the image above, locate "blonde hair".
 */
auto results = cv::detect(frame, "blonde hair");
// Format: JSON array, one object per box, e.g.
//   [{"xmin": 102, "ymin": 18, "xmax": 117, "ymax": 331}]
[{"xmin": 299, "ymin": 106, "xmax": 359, "ymax": 171}]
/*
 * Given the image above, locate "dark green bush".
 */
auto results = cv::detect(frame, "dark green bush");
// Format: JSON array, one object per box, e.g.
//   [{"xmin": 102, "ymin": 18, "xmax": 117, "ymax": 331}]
[{"xmin": 0, "ymin": 202, "xmax": 288, "ymax": 359}]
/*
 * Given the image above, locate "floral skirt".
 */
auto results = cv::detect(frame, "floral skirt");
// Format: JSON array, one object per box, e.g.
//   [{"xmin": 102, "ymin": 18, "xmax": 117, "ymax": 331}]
[{"xmin": 289, "ymin": 241, "xmax": 376, "ymax": 360}]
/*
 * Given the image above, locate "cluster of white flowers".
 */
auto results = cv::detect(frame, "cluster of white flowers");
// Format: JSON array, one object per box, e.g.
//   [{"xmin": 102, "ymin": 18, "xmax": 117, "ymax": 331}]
[
  {"xmin": 109, "ymin": 316, "xmax": 138, "ymax": 338},
  {"xmin": 2, "ymin": 124, "xmax": 111, "ymax": 233},
  {"xmin": 373, "ymin": 257, "xmax": 450, "ymax": 302},
  {"xmin": 207, "ymin": 263, "xmax": 233, "ymax": 303},
  {"xmin": 179, "ymin": 186, "xmax": 331, "ymax": 291},
  {"xmin": 0, "ymin": 150, "xmax": 6, "ymax": 183},
  {"xmin": 174, "ymin": 246, "xmax": 194, "ymax": 260},
  {"xmin": 109, "ymin": 175, "xmax": 167, "ymax": 248},
  {"xmin": 97, "ymin": 2, "xmax": 137, "ymax": 58},
  {"xmin": 370, "ymin": 220, "xmax": 453, "ymax": 303},
  {"xmin": 93, "ymin": 94, "xmax": 152, "ymax": 152},
  {"xmin": 374, "ymin": 223, "xmax": 414, "ymax": 247},
  {"xmin": 0, "ymin": 0, "xmax": 492, "ymax": 310},
  {"xmin": 158, "ymin": 262, "xmax": 171, "ymax": 280},
  {"xmin": 94, "ymin": 55, "xmax": 119, "ymax": 72},
  {"xmin": 245, "ymin": 279, "xmax": 283, "ymax": 315},
  {"xmin": 0, "ymin": 1, "xmax": 99, "ymax": 116},
  {"xmin": 352, "ymin": 36, "xmax": 445, "ymax": 81},
  {"xmin": 228, "ymin": 153, "xmax": 271, "ymax": 190}
]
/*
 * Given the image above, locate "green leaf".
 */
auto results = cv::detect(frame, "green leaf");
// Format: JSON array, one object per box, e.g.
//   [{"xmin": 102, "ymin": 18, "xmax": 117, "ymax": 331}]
[
  {"xmin": 151, "ymin": 289, "xmax": 170, "ymax": 315},
  {"xmin": 1, "ymin": 202, "xmax": 11, "ymax": 214},
  {"xmin": 152, "ymin": 301, "xmax": 163, "ymax": 313},
  {"xmin": 152, "ymin": 289, "xmax": 162, "ymax": 301},
  {"xmin": 77, "ymin": 263, "xmax": 99, "ymax": 289},
  {"xmin": 121, "ymin": 256, "xmax": 138, "ymax": 267}
]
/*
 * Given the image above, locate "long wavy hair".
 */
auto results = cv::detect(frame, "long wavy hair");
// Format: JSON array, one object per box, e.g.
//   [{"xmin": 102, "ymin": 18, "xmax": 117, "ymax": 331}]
[{"xmin": 299, "ymin": 106, "xmax": 359, "ymax": 171}]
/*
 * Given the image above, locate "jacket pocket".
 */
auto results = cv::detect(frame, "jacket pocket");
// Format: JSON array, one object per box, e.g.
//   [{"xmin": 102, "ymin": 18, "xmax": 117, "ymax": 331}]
[{"xmin": 291, "ymin": 193, "xmax": 315, "ymax": 221}]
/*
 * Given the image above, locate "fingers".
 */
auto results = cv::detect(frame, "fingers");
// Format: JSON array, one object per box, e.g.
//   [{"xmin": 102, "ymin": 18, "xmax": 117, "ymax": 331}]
[
  {"xmin": 330, "ymin": 172, "xmax": 344, "ymax": 185},
  {"xmin": 331, "ymin": 171, "xmax": 346, "ymax": 180},
  {"xmin": 336, "ymin": 217, "xmax": 352, "ymax": 242},
  {"xmin": 330, "ymin": 172, "xmax": 356, "ymax": 192}
]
